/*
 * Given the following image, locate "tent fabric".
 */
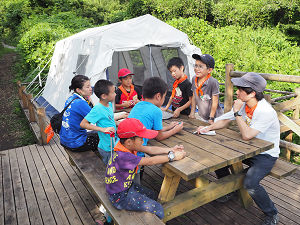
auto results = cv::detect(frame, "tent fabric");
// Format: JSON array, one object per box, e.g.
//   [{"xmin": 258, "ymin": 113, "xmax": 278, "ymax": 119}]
[{"xmin": 42, "ymin": 14, "xmax": 201, "ymax": 112}]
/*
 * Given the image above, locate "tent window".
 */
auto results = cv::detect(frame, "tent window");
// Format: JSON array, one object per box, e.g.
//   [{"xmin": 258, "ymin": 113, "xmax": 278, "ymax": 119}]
[
  {"xmin": 129, "ymin": 50, "xmax": 144, "ymax": 67},
  {"xmin": 75, "ymin": 54, "xmax": 89, "ymax": 75},
  {"xmin": 162, "ymin": 49, "xmax": 179, "ymax": 65}
]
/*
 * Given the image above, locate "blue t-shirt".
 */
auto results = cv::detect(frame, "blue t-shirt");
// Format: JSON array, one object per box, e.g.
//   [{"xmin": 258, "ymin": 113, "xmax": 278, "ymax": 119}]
[
  {"xmin": 85, "ymin": 102, "xmax": 117, "ymax": 152},
  {"xmin": 128, "ymin": 101, "xmax": 163, "ymax": 156},
  {"xmin": 60, "ymin": 94, "xmax": 92, "ymax": 148}
]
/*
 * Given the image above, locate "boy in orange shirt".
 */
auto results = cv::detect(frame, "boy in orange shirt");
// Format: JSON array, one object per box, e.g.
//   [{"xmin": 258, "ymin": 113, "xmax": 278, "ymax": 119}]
[
  {"xmin": 115, "ymin": 68, "xmax": 142, "ymax": 110},
  {"xmin": 161, "ymin": 57, "xmax": 193, "ymax": 117}
]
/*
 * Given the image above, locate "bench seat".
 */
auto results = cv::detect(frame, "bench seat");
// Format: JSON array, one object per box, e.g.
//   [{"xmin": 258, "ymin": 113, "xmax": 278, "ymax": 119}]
[
  {"xmin": 64, "ymin": 149, "xmax": 165, "ymax": 225},
  {"xmin": 269, "ymin": 158, "xmax": 298, "ymax": 179}
]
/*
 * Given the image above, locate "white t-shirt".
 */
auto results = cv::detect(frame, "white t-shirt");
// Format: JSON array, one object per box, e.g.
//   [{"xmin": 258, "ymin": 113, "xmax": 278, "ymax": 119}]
[{"xmin": 215, "ymin": 99, "xmax": 280, "ymax": 157}]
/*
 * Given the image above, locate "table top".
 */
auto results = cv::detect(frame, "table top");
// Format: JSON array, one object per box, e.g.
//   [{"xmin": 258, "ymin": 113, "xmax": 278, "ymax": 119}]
[{"xmin": 148, "ymin": 116, "xmax": 274, "ymax": 181}]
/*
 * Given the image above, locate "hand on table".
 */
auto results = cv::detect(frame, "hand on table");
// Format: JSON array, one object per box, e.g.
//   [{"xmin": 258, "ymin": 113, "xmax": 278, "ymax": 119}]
[
  {"xmin": 174, "ymin": 151, "xmax": 186, "ymax": 161},
  {"xmin": 196, "ymin": 125, "xmax": 211, "ymax": 134},
  {"xmin": 173, "ymin": 108, "xmax": 181, "ymax": 118},
  {"xmin": 173, "ymin": 121, "xmax": 183, "ymax": 132},
  {"xmin": 122, "ymin": 101, "xmax": 132, "ymax": 108},
  {"xmin": 172, "ymin": 144, "xmax": 184, "ymax": 152},
  {"xmin": 189, "ymin": 113, "xmax": 195, "ymax": 119}
]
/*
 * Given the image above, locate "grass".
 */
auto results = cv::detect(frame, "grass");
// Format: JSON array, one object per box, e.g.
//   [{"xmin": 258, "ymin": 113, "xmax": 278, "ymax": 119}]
[
  {"xmin": 0, "ymin": 45, "xmax": 16, "ymax": 57},
  {"xmin": 0, "ymin": 45, "xmax": 36, "ymax": 148}
]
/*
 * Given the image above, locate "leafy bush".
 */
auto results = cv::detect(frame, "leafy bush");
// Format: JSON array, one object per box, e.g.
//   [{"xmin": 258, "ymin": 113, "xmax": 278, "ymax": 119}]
[
  {"xmin": 167, "ymin": 17, "xmax": 300, "ymax": 92},
  {"xmin": 17, "ymin": 22, "xmax": 71, "ymax": 80},
  {"xmin": 212, "ymin": 0, "xmax": 300, "ymax": 28},
  {"xmin": 0, "ymin": 0, "xmax": 31, "ymax": 45}
]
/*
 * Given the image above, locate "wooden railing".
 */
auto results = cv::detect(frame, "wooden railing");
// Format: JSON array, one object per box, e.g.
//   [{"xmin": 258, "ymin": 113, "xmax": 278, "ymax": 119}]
[
  {"xmin": 224, "ymin": 64, "xmax": 300, "ymax": 161},
  {"xmin": 17, "ymin": 81, "xmax": 48, "ymax": 145}
]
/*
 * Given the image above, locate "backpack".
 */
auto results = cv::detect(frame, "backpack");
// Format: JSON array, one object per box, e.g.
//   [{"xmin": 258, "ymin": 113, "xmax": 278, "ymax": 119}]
[{"xmin": 50, "ymin": 97, "xmax": 78, "ymax": 133}]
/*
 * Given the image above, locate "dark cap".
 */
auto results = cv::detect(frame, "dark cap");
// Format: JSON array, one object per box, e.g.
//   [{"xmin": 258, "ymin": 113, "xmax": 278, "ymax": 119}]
[
  {"xmin": 231, "ymin": 72, "xmax": 267, "ymax": 92},
  {"xmin": 192, "ymin": 54, "xmax": 215, "ymax": 69}
]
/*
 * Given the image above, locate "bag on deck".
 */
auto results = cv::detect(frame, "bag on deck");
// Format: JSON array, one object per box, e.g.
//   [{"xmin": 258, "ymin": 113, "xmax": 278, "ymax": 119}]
[{"xmin": 50, "ymin": 97, "xmax": 78, "ymax": 133}]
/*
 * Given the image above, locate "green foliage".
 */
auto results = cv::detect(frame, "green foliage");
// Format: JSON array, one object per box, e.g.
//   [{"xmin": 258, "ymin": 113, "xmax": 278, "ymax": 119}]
[
  {"xmin": 17, "ymin": 22, "xmax": 71, "ymax": 80},
  {"xmin": 0, "ymin": 0, "xmax": 31, "ymax": 45},
  {"xmin": 140, "ymin": 0, "xmax": 213, "ymax": 21},
  {"xmin": 212, "ymin": 0, "xmax": 300, "ymax": 28},
  {"xmin": 167, "ymin": 17, "xmax": 300, "ymax": 87}
]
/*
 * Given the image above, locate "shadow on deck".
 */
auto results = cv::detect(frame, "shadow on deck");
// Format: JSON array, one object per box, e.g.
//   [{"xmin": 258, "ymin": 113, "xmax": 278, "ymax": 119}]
[{"xmin": 1, "ymin": 139, "xmax": 299, "ymax": 225}]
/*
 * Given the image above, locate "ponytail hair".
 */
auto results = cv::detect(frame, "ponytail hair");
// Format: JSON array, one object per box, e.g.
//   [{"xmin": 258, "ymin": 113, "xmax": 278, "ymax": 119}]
[{"xmin": 69, "ymin": 75, "xmax": 89, "ymax": 92}]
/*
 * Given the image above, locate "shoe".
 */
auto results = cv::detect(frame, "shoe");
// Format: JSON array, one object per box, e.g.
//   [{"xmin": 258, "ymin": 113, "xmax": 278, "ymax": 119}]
[
  {"xmin": 216, "ymin": 192, "xmax": 234, "ymax": 203},
  {"xmin": 262, "ymin": 214, "xmax": 279, "ymax": 225}
]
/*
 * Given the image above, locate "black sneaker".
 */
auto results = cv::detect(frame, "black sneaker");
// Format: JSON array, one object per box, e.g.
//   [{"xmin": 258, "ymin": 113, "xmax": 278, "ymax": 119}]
[
  {"xmin": 216, "ymin": 192, "xmax": 234, "ymax": 203},
  {"xmin": 262, "ymin": 214, "xmax": 279, "ymax": 225}
]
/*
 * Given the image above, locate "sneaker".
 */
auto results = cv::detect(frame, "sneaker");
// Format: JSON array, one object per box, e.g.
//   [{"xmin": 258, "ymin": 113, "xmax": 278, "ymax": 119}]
[
  {"xmin": 216, "ymin": 192, "xmax": 234, "ymax": 203},
  {"xmin": 262, "ymin": 214, "xmax": 279, "ymax": 225}
]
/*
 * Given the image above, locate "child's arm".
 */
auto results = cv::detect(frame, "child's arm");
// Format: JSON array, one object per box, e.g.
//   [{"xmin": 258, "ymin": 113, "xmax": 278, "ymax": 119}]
[
  {"xmin": 173, "ymin": 96, "xmax": 192, "ymax": 118},
  {"xmin": 115, "ymin": 101, "xmax": 132, "ymax": 109},
  {"xmin": 139, "ymin": 151, "xmax": 186, "ymax": 166},
  {"xmin": 208, "ymin": 95, "xmax": 219, "ymax": 124},
  {"xmin": 156, "ymin": 122, "xmax": 183, "ymax": 141},
  {"xmin": 139, "ymin": 144, "xmax": 184, "ymax": 155},
  {"xmin": 114, "ymin": 112, "xmax": 128, "ymax": 121},
  {"xmin": 161, "ymin": 96, "xmax": 173, "ymax": 111},
  {"xmin": 189, "ymin": 93, "xmax": 196, "ymax": 119},
  {"xmin": 80, "ymin": 118, "xmax": 115, "ymax": 133}
]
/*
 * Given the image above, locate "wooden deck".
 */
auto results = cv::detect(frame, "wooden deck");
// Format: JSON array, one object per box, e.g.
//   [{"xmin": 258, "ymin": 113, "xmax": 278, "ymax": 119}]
[{"xmin": 1, "ymin": 137, "xmax": 299, "ymax": 225}]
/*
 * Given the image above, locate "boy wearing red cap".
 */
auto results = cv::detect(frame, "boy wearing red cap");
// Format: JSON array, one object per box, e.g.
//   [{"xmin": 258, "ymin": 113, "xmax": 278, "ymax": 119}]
[
  {"xmin": 189, "ymin": 54, "xmax": 223, "ymax": 124},
  {"xmin": 115, "ymin": 68, "xmax": 142, "ymax": 110},
  {"xmin": 105, "ymin": 118, "xmax": 186, "ymax": 219},
  {"xmin": 161, "ymin": 57, "xmax": 193, "ymax": 117}
]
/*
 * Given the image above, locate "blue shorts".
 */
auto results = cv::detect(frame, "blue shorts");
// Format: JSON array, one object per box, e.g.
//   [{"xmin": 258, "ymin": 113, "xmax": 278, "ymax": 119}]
[{"xmin": 98, "ymin": 147, "xmax": 111, "ymax": 165}]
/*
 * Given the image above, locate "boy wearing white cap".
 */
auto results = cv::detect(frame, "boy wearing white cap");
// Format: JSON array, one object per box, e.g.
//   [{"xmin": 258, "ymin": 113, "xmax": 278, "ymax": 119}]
[{"xmin": 197, "ymin": 72, "xmax": 280, "ymax": 225}]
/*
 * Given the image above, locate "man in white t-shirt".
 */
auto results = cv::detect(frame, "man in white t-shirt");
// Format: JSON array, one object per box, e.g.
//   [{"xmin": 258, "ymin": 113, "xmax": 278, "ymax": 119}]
[{"xmin": 197, "ymin": 72, "xmax": 280, "ymax": 225}]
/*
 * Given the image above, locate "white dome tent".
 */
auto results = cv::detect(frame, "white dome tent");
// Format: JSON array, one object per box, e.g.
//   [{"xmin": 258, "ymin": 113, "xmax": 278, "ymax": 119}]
[{"xmin": 41, "ymin": 14, "xmax": 201, "ymax": 113}]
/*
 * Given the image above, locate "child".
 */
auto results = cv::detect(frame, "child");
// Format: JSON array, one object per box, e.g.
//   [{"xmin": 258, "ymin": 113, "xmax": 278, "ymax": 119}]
[
  {"xmin": 161, "ymin": 57, "xmax": 193, "ymax": 117},
  {"xmin": 128, "ymin": 77, "xmax": 183, "ymax": 183},
  {"xmin": 129, "ymin": 77, "xmax": 183, "ymax": 151},
  {"xmin": 189, "ymin": 54, "xmax": 223, "ymax": 124},
  {"xmin": 106, "ymin": 118, "xmax": 186, "ymax": 219},
  {"xmin": 115, "ymin": 68, "xmax": 142, "ymax": 110},
  {"xmin": 80, "ymin": 79, "xmax": 127, "ymax": 164}
]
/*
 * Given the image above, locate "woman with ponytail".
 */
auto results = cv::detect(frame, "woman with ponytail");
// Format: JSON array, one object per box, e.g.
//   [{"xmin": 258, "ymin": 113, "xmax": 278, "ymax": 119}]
[{"xmin": 60, "ymin": 75, "xmax": 99, "ymax": 151}]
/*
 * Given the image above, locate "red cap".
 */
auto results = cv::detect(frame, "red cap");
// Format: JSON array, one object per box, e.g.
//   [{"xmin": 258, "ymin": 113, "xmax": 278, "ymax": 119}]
[
  {"xmin": 117, "ymin": 118, "xmax": 158, "ymax": 139},
  {"xmin": 118, "ymin": 68, "xmax": 134, "ymax": 78}
]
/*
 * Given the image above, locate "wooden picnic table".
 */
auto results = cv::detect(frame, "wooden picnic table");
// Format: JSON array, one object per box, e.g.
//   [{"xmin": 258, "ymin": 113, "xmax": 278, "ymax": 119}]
[{"xmin": 148, "ymin": 115, "xmax": 274, "ymax": 222}]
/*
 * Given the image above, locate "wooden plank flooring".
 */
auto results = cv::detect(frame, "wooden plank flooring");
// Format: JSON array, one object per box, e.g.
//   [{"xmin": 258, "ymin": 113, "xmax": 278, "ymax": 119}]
[{"xmin": 0, "ymin": 139, "xmax": 299, "ymax": 225}]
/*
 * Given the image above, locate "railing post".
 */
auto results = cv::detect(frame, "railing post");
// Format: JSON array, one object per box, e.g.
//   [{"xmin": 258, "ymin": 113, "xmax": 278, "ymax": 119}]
[
  {"xmin": 284, "ymin": 88, "xmax": 300, "ymax": 161},
  {"xmin": 224, "ymin": 64, "xmax": 234, "ymax": 113},
  {"xmin": 37, "ymin": 107, "xmax": 47, "ymax": 145},
  {"xmin": 27, "ymin": 94, "xmax": 36, "ymax": 122}
]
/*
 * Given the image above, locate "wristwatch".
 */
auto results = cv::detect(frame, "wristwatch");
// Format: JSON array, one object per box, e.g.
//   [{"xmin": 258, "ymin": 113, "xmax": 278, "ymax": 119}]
[
  {"xmin": 234, "ymin": 111, "xmax": 242, "ymax": 117},
  {"xmin": 168, "ymin": 151, "xmax": 175, "ymax": 162}
]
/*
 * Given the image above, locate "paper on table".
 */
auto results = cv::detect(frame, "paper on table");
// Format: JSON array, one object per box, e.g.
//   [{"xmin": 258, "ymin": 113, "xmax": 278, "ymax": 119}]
[{"xmin": 193, "ymin": 126, "xmax": 216, "ymax": 136}]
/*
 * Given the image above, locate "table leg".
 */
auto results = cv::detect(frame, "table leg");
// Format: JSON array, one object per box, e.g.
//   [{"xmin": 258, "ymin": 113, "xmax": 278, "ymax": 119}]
[
  {"xmin": 158, "ymin": 167, "xmax": 181, "ymax": 203},
  {"xmin": 230, "ymin": 162, "xmax": 253, "ymax": 208},
  {"xmin": 189, "ymin": 176, "xmax": 209, "ymax": 188}
]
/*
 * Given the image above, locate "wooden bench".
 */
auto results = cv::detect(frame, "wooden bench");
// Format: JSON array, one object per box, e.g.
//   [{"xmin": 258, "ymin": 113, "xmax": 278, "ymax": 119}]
[
  {"xmin": 269, "ymin": 158, "xmax": 298, "ymax": 179},
  {"xmin": 64, "ymin": 148, "xmax": 165, "ymax": 225}
]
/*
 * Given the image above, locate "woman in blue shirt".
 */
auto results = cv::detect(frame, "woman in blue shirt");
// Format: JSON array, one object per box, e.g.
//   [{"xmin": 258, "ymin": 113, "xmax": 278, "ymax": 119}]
[{"xmin": 60, "ymin": 75, "xmax": 99, "ymax": 151}]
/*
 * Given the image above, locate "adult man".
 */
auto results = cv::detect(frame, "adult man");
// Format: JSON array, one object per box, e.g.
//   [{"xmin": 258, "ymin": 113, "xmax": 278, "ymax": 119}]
[{"xmin": 197, "ymin": 72, "xmax": 280, "ymax": 225}]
